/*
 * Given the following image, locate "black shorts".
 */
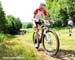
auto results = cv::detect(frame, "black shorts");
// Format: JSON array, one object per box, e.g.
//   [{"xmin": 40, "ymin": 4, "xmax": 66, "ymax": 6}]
[
  {"xmin": 35, "ymin": 20, "xmax": 42, "ymax": 26},
  {"xmin": 68, "ymin": 25, "xmax": 73, "ymax": 29}
]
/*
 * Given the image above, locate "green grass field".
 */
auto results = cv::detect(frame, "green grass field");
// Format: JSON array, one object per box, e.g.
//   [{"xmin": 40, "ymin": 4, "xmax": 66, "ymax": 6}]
[
  {"xmin": 22, "ymin": 28, "xmax": 75, "ymax": 59},
  {"xmin": 0, "ymin": 28, "xmax": 75, "ymax": 60}
]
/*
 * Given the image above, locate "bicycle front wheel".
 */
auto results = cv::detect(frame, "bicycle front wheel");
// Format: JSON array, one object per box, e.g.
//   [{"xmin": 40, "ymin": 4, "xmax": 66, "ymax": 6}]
[{"xmin": 42, "ymin": 30, "xmax": 59, "ymax": 56}]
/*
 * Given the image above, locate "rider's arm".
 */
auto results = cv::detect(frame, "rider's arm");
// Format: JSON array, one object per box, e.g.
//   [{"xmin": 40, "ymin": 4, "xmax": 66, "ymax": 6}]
[
  {"xmin": 32, "ymin": 9, "xmax": 38, "ymax": 21},
  {"xmin": 43, "ymin": 9, "xmax": 48, "ymax": 20},
  {"xmin": 33, "ymin": 9, "xmax": 38, "ymax": 18},
  {"xmin": 43, "ymin": 9, "xmax": 54, "ymax": 24}
]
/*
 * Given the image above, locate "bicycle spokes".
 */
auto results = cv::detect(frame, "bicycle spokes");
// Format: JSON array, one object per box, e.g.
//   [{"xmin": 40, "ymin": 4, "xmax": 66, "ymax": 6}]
[
  {"xmin": 43, "ymin": 31, "xmax": 59, "ymax": 56},
  {"xmin": 46, "ymin": 33, "xmax": 52, "ymax": 45}
]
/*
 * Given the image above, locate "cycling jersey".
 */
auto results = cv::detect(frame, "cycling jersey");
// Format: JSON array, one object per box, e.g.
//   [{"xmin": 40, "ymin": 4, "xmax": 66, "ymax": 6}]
[
  {"xmin": 68, "ymin": 20, "xmax": 73, "ymax": 26},
  {"xmin": 33, "ymin": 7, "xmax": 47, "ymax": 19},
  {"xmin": 68, "ymin": 20, "xmax": 73, "ymax": 29},
  {"xmin": 33, "ymin": 7, "xmax": 48, "ymax": 32}
]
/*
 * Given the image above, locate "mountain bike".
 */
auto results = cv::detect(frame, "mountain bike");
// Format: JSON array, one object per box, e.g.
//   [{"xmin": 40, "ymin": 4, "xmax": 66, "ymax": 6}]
[{"xmin": 33, "ymin": 20, "xmax": 59, "ymax": 56}]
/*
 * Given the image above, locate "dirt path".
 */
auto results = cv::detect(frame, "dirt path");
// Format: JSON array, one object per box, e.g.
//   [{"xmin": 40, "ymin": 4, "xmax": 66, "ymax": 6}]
[
  {"xmin": 16, "ymin": 36, "xmax": 75, "ymax": 60},
  {"xmin": 16, "ymin": 38, "xmax": 59, "ymax": 60}
]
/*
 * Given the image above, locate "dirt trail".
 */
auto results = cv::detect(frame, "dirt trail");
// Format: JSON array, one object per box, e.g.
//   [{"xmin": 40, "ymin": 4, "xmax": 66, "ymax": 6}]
[
  {"xmin": 16, "ymin": 38, "xmax": 59, "ymax": 60},
  {"xmin": 16, "ymin": 37, "xmax": 75, "ymax": 60}
]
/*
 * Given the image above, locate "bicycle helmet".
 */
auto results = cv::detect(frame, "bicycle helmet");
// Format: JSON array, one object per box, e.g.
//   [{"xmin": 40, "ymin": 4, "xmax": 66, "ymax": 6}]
[{"xmin": 40, "ymin": 3, "xmax": 46, "ymax": 7}]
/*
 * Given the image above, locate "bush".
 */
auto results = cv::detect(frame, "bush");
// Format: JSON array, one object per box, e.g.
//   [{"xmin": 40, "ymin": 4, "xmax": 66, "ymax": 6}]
[
  {"xmin": 26, "ymin": 23, "xmax": 32, "ymax": 28},
  {"xmin": 22, "ymin": 22, "xmax": 32, "ymax": 29},
  {"xmin": 6, "ymin": 15, "xmax": 22, "ymax": 35},
  {"xmin": 0, "ymin": 33, "xmax": 7, "ymax": 42}
]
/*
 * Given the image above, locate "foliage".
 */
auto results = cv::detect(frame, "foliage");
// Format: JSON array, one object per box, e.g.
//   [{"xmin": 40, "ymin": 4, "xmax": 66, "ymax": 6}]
[
  {"xmin": 22, "ymin": 22, "xmax": 32, "ymax": 29},
  {"xmin": 26, "ymin": 22, "xmax": 32, "ymax": 28},
  {"xmin": 46, "ymin": 0, "xmax": 75, "ymax": 27},
  {"xmin": 0, "ymin": 33, "xmax": 14, "ymax": 43},
  {"xmin": 0, "ymin": 33, "xmax": 7, "ymax": 42},
  {"xmin": 6, "ymin": 15, "xmax": 22, "ymax": 34},
  {"xmin": 0, "ymin": 1, "xmax": 22, "ymax": 34},
  {"xmin": 0, "ymin": 1, "xmax": 7, "ymax": 33}
]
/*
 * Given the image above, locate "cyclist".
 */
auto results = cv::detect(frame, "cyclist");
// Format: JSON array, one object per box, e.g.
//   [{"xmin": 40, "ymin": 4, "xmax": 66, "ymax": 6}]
[
  {"xmin": 68, "ymin": 17, "xmax": 73, "ymax": 36},
  {"xmin": 32, "ymin": 3, "xmax": 48, "ymax": 48}
]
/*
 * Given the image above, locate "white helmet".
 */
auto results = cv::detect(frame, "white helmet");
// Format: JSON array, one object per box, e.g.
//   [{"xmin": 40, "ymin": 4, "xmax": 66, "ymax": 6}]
[{"xmin": 40, "ymin": 2, "xmax": 46, "ymax": 7}]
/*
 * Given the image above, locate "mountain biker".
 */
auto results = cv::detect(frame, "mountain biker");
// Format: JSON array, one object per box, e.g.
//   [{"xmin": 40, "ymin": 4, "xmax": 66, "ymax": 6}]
[
  {"xmin": 68, "ymin": 17, "xmax": 73, "ymax": 36},
  {"xmin": 32, "ymin": 3, "xmax": 48, "ymax": 48}
]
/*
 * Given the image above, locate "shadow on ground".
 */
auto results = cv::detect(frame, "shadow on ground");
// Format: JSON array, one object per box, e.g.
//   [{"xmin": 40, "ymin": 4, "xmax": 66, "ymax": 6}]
[
  {"xmin": 37, "ymin": 48, "xmax": 75, "ymax": 60},
  {"xmin": 54, "ymin": 49, "xmax": 75, "ymax": 60}
]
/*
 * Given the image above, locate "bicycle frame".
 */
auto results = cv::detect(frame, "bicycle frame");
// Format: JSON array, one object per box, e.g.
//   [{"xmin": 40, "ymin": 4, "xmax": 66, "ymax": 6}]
[{"xmin": 39, "ymin": 25, "xmax": 49, "ymax": 43}]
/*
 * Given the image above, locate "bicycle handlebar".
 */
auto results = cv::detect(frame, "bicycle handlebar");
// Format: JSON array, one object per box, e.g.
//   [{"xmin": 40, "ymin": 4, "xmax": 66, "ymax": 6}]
[{"xmin": 44, "ymin": 20, "xmax": 54, "ymax": 26}]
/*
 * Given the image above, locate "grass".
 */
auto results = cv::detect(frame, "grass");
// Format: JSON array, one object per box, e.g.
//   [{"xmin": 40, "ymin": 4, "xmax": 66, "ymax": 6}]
[
  {"xmin": 23, "ymin": 28, "xmax": 75, "ymax": 57},
  {"xmin": 0, "ymin": 33, "xmax": 8, "ymax": 42},
  {"xmin": 0, "ymin": 27, "xmax": 75, "ymax": 60},
  {"xmin": 0, "ymin": 33, "xmax": 40, "ymax": 60}
]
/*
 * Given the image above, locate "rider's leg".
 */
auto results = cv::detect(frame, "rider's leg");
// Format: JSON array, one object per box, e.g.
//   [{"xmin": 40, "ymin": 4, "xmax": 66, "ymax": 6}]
[
  {"xmin": 68, "ymin": 25, "xmax": 73, "ymax": 36},
  {"xmin": 34, "ymin": 26, "xmax": 39, "ymax": 48},
  {"xmin": 69, "ymin": 28, "xmax": 72, "ymax": 36},
  {"xmin": 34, "ymin": 27, "xmax": 39, "ymax": 40},
  {"xmin": 33, "ymin": 20, "xmax": 39, "ymax": 40}
]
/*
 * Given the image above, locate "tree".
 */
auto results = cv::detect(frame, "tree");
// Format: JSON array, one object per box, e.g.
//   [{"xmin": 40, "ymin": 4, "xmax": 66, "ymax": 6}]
[
  {"xmin": 26, "ymin": 22, "xmax": 32, "ymax": 28},
  {"xmin": 22, "ymin": 22, "xmax": 32, "ymax": 29},
  {"xmin": 6, "ymin": 15, "xmax": 22, "ymax": 34},
  {"xmin": 46, "ymin": 0, "xmax": 75, "ymax": 27},
  {"xmin": 0, "ymin": 1, "xmax": 7, "ymax": 32}
]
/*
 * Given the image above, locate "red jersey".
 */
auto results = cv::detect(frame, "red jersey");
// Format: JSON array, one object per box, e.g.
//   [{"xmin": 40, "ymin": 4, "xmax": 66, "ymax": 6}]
[{"xmin": 33, "ymin": 7, "xmax": 47, "ymax": 19}]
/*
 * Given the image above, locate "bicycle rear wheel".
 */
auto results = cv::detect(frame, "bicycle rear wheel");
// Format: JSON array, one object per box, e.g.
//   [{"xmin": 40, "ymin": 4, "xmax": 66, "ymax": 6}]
[
  {"xmin": 42, "ymin": 30, "xmax": 59, "ymax": 56},
  {"xmin": 33, "ymin": 32, "xmax": 40, "ymax": 49}
]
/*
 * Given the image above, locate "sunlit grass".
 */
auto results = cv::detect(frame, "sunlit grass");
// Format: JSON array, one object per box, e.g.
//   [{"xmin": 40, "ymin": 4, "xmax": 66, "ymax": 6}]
[
  {"xmin": 0, "ymin": 34, "xmax": 40, "ymax": 60},
  {"xmin": 23, "ymin": 28, "xmax": 75, "ymax": 58},
  {"xmin": 0, "ymin": 27, "xmax": 75, "ymax": 60}
]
